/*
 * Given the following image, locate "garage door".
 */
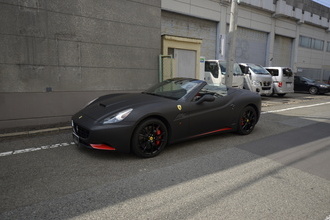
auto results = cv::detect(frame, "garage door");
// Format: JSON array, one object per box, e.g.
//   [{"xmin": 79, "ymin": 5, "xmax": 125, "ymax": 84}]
[
  {"xmin": 235, "ymin": 27, "xmax": 268, "ymax": 66},
  {"xmin": 273, "ymin": 35, "xmax": 293, "ymax": 67}
]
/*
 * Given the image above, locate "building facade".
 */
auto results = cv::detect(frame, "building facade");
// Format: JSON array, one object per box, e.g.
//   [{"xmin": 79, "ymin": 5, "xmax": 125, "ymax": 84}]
[
  {"xmin": 0, "ymin": 0, "xmax": 329, "ymax": 130},
  {"xmin": 161, "ymin": 0, "xmax": 330, "ymax": 82}
]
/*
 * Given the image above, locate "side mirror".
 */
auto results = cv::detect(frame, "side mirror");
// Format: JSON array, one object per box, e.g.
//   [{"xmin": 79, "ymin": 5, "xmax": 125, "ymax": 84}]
[{"xmin": 196, "ymin": 94, "xmax": 215, "ymax": 104}]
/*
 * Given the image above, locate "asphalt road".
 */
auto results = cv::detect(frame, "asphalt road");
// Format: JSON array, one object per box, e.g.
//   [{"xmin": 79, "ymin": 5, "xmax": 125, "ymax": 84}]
[{"xmin": 0, "ymin": 93, "xmax": 329, "ymax": 220}]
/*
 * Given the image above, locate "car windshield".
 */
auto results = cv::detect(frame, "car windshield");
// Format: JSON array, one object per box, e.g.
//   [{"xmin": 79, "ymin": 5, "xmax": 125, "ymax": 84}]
[
  {"xmin": 301, "ymin": 76, "xmax": 315, "ymax": 83},
  {"xmin": 219, "ymin": 62, "xmax": 243, "ymax": 75},
  {"xmin": 143, "ymin": 78, "xmax": 203, "ymax": 100},
  {"xmin": 249, "ymin": 64, "xmax": 270, "ymax": 75},
  {"xmin": 200, "ymin": 84, "xmax": 228, "ymax": 97}
]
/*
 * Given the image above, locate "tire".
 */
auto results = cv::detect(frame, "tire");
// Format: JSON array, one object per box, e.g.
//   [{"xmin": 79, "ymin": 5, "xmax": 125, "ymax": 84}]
[
  {"xmin": 131, "ymin": 118, "xmax": 168, "ymax": 158},
  {"xmin": 309, "ymin": 86, "xmax": 318, "ymax": 95},
  {"xmin": 277, "ymin": 93, "xmax": 286, "ymax": 97},
  {"xmin": 237, "ymin": 106, "xmax": 257, "ymax": 135}
]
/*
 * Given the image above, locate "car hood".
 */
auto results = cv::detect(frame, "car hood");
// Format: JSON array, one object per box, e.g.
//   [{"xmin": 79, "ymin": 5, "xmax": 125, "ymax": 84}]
[
  {"xmin": 77, "ymin": 93, "xmax": 169, "ymax": 120},
  {"xmin": 313, "ymin": 82, "xmax": 330, "ymax": 87},
  {"xmin": 253, "ymin": 74, "xmax": 272, "ymax": 81}
]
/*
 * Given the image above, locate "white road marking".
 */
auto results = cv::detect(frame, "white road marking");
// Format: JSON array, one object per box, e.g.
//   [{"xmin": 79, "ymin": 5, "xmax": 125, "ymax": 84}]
[
  {"xmin": 0, "ymin": 142, "xmax": 75, "ymax": 157},
  {"xmin": 1, "ymin": 101, "xmax": 330, "ymax": 158},
  {"xmin": 261, "ymin": 101, "xmax": 330, "ymax": 114}
]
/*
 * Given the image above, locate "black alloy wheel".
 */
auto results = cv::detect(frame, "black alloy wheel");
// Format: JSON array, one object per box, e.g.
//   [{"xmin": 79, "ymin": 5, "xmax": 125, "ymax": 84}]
[
  {"xmin": 131, "ymin": 118, "xmax": 168, "ymax": 158},
  {"xmin": 237, "ymin": 106, "xmax": 257, "ymax": 135},
  {"xmin": 309, "ymin": 86, "xmax": 318, "ymax": 95}
]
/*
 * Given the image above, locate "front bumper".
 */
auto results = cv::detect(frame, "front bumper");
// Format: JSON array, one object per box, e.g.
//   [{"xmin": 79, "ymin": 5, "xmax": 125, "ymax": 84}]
[
  {"xmin": 255, "ymin": 87, "xmax": 272, "ymax": 95},
  {"xmin": 319, "ymin": 87, "xmax": 330, "ymax": 94},
  {"xmin": 72, "ymin": 114, "xmax": 135, "ymax": 153}
]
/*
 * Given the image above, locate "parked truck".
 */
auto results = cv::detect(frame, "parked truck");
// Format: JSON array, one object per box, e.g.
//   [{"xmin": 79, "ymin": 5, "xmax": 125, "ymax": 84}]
[
  {"xmin": 204, "ymin": 60, "xmax": 244, "ymax": 89},
  {"xmin": 204, "ymin": 60, "xmax": 274, "ymax": 96}
]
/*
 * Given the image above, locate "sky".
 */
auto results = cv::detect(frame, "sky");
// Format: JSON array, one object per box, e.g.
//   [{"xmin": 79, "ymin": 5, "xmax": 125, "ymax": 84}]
[{"xmin": 312, "ymin": 0, "xmax": 330, "ymax": 8}]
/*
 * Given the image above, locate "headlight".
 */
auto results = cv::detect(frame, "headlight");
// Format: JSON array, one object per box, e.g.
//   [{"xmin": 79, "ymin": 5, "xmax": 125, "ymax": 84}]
[
  {"xmin": 252, "ymin": 80, "xmax": 261, "ymax": 86},
  {"xmin": 103, "ymin": 108, "xmax": 133, "ymax": 124},
  {"xmin": 319, "ymin": 85, "xmax": 327, "ymax": 88}
]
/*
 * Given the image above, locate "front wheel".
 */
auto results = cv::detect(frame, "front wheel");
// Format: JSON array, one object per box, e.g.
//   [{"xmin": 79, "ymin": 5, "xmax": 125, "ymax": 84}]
[
  {"xmin": 237, "ymin": 106, "xmax": 257, "ymax": 135},
  {"xmin": 309, "ymin": 86, "xmax": 318, "ymax": 95},
  {"xmin": 131, "ymin": 118, "xmax": 168, "ymax": 158}
]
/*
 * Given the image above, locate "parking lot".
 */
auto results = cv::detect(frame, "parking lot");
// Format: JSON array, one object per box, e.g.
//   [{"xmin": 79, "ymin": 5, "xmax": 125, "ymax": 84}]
[
  {"xmin": 0, "ymin": 91, "xmax": 330, "ymax": 220},
  {"xmin": 261, "ymin": 92, "xmax": 330, "ymax": 107}
]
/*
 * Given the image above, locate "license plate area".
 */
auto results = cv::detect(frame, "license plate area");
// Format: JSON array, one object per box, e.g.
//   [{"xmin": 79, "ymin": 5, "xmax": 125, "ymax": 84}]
[{"xmin": 286, "ymin": 82, "xmax": 292, "ymax": 87}]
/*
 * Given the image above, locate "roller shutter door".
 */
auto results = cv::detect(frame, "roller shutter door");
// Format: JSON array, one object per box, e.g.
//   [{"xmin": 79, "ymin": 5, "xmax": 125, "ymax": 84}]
[
  {"xmin": 235, "ymin": 27, "xmax": 268, "ymax": 66},
  {"xmin": 273, "ymin": 35, "xmax": 293, "ymax": 67}
]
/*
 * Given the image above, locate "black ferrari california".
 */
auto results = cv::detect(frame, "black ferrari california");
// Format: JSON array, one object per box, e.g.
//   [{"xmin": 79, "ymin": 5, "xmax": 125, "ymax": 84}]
[{"xmin": 72, "ymin": 78, "xmax": 261, "ymax": 158}]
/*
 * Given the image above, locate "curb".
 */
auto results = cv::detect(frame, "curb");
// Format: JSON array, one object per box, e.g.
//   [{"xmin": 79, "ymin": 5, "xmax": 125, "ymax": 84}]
[{"xmin": 0, "ymin": 126, "xmax": 72, "ymax": 138}]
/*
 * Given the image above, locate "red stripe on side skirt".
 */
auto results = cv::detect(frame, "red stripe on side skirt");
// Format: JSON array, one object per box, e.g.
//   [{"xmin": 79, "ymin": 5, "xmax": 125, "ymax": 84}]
[{"xmin": 191, "ymin": 127, "xmax": 233, "ymax": 138}]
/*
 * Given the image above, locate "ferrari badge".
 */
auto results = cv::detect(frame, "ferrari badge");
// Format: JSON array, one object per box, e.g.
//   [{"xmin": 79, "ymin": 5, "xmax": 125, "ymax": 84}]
[{"xmin": 177, "ymin": 105, "xmax": 182, "ymax": 111}]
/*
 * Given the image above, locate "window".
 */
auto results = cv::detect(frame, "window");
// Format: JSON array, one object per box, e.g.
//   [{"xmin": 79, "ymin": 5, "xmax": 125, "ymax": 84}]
[
  {"xmin": 299, "ymin": 36, "xmax": 312, "ymax": 48},
  {"xmin": 313, "ymin": 39, "xmax": 324, "ymax": 50},
  {"xmin": 267, "ymin": 69, "xmax": 279, "ymax": 76},
  {"xmin": 200, "ymin": 84, "xmax": 228, "ymax": 98},
  {"xmin": 299, "ymin": 35, "xmax": 324, "ymax": 51},
  {"xmin": 205, "ymin": 61, "xmax": 219, "ymax": 78},
  {"xmin": 327, "ymin": 42, "xmax": 330, "ymax": 52},
  {"xmin": 283, "ymin": 68, "xmax": 293, "ymax": 77}
]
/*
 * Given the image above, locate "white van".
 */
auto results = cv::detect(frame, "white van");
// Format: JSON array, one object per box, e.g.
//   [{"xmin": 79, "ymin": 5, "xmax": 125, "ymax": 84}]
[
  {"xmin": 239, "ymin": 63, "xmax": 273, "ymax": 96},
  {"xmin": 204, "ymin": 60, "xmax": 244, "ymax": 88},
  {"xmin": 265, "ymin": 67, "xmax": 294, "ymax": 97}
]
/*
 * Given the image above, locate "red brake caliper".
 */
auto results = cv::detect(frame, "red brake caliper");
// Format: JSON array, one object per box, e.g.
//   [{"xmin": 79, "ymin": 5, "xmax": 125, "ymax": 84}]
[{"xmin": 155, "ymin": 129, "xmax": 161, "ymax": 146}]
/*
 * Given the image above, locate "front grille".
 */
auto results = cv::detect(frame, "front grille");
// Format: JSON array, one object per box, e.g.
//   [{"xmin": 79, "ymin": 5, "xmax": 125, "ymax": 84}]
[
  {"xmin": 262, "ymin": 87, "xmax": 271, "ymax": 90},
  {"xmin": 73, "ymin": 123, "xmax": 89, "ymax": 139},
  {"xmin": 263, "ymin": 81, "xmax": 271, "ymax": 86}
]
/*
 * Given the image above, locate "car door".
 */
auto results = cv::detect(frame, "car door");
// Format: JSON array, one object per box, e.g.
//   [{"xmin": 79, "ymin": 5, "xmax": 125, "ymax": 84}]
[
  {"xmin": 294, "ymin": 76, "xmax": 306, "ymax": 92},
  {"xmin": 232, "ymin": 63, "xmax": 245, "ymax": 89},
  {"xmin": 187, "ymin": 85, "xmax": 235, "ymax": 137}
]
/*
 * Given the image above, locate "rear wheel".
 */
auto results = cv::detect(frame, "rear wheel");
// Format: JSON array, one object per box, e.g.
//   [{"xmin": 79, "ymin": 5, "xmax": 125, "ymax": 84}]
[
  {"xmin": 309, "ymin": 86, "xmax": 318, "ymax": 95},
  {"xmin": 131, "ymin": 118, "xmax": 168, "ymax": 158},
  {"xmin": 237, "ymin": 106, "xmax": 257, "ymax": 135}
]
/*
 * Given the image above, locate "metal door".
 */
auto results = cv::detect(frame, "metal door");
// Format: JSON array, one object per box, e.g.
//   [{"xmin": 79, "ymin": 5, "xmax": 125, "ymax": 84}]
[
  {"xmin": 175, "ymin": 49, "xmax": 196, "ymax": 78},
  {"xmin": 235, "ymin": 27, "xmax": 268, "ymax": 66}
]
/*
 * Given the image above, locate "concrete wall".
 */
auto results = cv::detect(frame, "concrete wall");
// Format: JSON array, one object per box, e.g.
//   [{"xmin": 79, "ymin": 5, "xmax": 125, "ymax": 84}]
[
  {"xmin": 0, "ymin": 0, "xmax": 161, "ymax": 130},
  {"xmin": 161, "ymin": 11, "xmax": 217, "ymax": 60}
]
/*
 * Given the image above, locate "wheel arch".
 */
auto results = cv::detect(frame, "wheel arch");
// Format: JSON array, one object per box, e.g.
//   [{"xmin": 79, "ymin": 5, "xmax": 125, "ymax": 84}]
[
  {"xmin": 130, "ymin": 115, "xmax": 172, "ymax": 151},
  {"xmin": 246, "ymin": 103, "xmax": 260, "ymax": 122}
]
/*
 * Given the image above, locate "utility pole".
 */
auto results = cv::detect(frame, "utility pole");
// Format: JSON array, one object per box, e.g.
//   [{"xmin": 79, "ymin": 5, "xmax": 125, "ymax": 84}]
[{"xmin": 226, "ymin": 0, "xmax": 239, "ymax": 87}]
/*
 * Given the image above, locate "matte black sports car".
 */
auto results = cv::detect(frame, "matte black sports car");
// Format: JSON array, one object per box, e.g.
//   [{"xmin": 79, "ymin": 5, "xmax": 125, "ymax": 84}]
[{"xmin": 72, "ymin": 78, "xmax": 261, "ymax": 158}]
